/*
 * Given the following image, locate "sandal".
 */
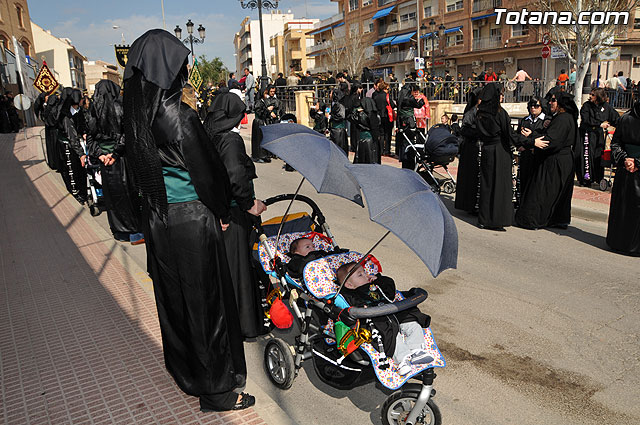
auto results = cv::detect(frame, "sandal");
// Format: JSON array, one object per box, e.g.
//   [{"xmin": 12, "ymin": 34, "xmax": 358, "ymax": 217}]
[{"xmin": 232, "ymin": 392, "xmax": 255, "ymax": 410}]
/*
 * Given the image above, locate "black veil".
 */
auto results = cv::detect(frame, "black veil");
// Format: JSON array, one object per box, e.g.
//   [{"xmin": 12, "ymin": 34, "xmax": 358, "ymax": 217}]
[{"xmin": 91, "ymin": 80, "xmax": 121, "ymax": 137}]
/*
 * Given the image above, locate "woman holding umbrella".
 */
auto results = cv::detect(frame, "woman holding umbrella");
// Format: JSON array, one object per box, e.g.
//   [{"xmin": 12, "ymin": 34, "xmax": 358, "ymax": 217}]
[
  {"xmin": 123, "ymin": 29, "xmax": 252, "ymax": 412},
  {"xmin": 606, "ymin": 89, "xmax": 640, "ymax": 256},
  {"xmin": 204, "ymin": 92, "xmax": 269, "ymax": 338}
]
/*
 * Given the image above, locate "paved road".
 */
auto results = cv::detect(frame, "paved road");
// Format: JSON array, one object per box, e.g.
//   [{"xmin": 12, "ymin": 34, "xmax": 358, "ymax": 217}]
[{"xmin": 93, "ymin": 139, "xmax": 639, "ymax": 425}]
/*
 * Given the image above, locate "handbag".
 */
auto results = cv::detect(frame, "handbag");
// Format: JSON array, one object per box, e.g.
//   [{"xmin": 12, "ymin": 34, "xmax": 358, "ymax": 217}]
[
  {"xmin": 265, "ymin": 288, "xmax": 293, "ymax": 329},
  {"xmin": 386, "ymin": 93, "xmax": 395, "ymax": 122},
  {"xmin": 241, "ymin": 113, "xmax": 248, "ymax": 125}
]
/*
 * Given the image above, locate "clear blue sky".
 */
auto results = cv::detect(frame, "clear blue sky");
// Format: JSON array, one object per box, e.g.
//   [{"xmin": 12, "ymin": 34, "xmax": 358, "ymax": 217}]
[{"xmin": 28, "ymin": 0, "xmax": 338, "ymax": 70}]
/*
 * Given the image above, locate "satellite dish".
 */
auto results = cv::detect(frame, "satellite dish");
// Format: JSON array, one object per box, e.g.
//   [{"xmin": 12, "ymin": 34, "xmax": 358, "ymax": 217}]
[{"xmin": 14, "ymin": 94, "xmax": 31, "ymax": 110}]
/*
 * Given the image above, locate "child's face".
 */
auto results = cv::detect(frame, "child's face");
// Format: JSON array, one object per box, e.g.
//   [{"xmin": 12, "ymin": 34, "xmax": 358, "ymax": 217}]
[
  {"xmin": 344, "ymin": 265, "xmax": 374, "ymax": 289},
  {"xmin": 293, "ymin": 239, "xmax": 314, "ymax": 256}
]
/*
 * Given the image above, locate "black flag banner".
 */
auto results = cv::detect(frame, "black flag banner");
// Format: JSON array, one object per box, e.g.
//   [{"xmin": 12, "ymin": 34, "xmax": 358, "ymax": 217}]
[{"xmin": 114, "ymin": 45, "xmax": 130, "ymax": 68}]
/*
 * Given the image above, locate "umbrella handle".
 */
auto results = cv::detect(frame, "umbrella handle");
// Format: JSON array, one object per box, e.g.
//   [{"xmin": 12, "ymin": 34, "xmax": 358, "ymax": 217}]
[{"xmin": 273, "ymin": 177, "xmax": 306, "ymax": 260}]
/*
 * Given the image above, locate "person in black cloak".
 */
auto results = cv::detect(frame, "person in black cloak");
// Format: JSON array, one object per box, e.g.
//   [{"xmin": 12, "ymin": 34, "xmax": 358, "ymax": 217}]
[
  {"xmin": 516, "ymin": 96, "xmax": 547, "ymax": 197},
  {"xmin": 476, "ymin": 83, "xmax": 524, "ymax": 230},
  {"xmin": 251, "ymin": 85, "xmax": 279, "ymax": 163},
  {"xmin": 203, "ymin": 92, "xmax": 270, "ymax": 339},
  {"xmin": 344, "ymin": 81, "xmax": 362, "ymax": 153},
  {"xmin": 516, "ymin": 91, "xmax": 577, "ymax": 230},
  {"xmin": 605, "ymin": 89, "xmax": 640, "ymax": 256},
  {"xmin": 309, "ymin": 101, "xmax": 328, "ymax": 134},
  {"xmin": 329, "ymin": 82, "xmax": 349, "ymax": 155},
  {"xmin": 87, "ymin": 79, "xmax": 144, "ymax": 244},
  {"xmin": 351, "ymin": 95, "xmax": 381, "ymax": 164},
  {"xmin": 35, "ymin": 91, "xmax": 60, "ymax": 170},
  {"xmin": 54, "ymin": 87, "xmax": 87, "ymax": 203},
  {"xmin": 122, "ymin": 29, "xmax": 253, "ymax": 411},
  {"xmin": 396, "ymin": 83, "xmax": 425, "ymax": 169},
  {"xmin": 577, "ymin": 87, "xmax": 619, "ymax": 186},
  {"xmin": 454, "ymin": 86, "xmax": 482, "ymax": 213}
]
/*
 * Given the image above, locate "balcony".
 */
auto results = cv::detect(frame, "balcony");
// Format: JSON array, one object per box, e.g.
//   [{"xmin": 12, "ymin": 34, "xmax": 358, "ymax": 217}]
[
  {"xmin": 307, "ymin": 42, "xmax": 330, "ymax": 54},
  {"xmin": 378, "ymin": 18, "xmax": 417, "ymax": 35},
  {"xmin": 315, "ymin": 12, "xmax": 344, "ymax": 30},
  {"xmin": 378, "ymin": 0, "xmax": 394, "ymax": 6},
  {"xmin": 308, "ymin": 65, "xmax": 329, "ymax": 74},
  {"xmin": 379, "ymin": 49, "xmax": 415, "ymax": 64},
  {"xmin": 240, "ymin": 36, "xmax": 251, "ymax": 50},
  {"xmin": 240, "ymin": 50, "xmax": 252, "ymax": 64},
  {"xmin": 472, "ymin": 36, "xmax": 502, "ymax": 50},
  {"xmin": 472, "ymin": 0, "xmax": 502, "ymax": 13}
]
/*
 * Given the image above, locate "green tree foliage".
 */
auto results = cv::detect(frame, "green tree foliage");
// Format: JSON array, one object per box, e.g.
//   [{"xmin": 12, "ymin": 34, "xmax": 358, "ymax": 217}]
[{"xmin": 197, "ymin": 55, "xmax": 229, "ymax": 85}]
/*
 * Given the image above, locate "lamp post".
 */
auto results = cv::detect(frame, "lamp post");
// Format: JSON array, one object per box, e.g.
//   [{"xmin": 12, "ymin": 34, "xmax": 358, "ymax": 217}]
[
  {"xmin": 238, "ymin": 0, "xmax": 279, "ymax": 90},
  {"xmin": 418, "ymin": 23, "xmax": 427, "ymax": 75},
  {"xmin": 429, "ymin": 19, "xmax": 436, "ymax": 76},
  {"xmin": 174, "ymin": 19, "xmax": 205, "ymax": 65}
]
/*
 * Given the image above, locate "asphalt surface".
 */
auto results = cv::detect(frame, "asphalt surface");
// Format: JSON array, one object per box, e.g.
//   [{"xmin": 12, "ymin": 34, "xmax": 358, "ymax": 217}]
[{"xmin": 92, "ymin": 138, "xmax": 639, "ymax": 425}]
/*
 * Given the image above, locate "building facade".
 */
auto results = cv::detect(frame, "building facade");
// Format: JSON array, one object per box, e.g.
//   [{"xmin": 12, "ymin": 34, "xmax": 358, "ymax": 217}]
[
  {"xmin": 0, "ymin": 0, "xmax": 35, "ymax": 58},
  {"xmin": 233, "ymin": 11, "xmax": 295, "ymax": 77},
  {"xmin": 84, "ymin": 60, "xmax": 120, "ymax": 95},
  {"xmin": 270, "ymin": 20, "xmax": 319, "ymax": 78},
  {"xmin": 31, "ymin": 21, "xmax": 86, "ymax": 91},
  {"xmin": 312, "ymin": 0, "xmax": 640, "ymax": 83}
]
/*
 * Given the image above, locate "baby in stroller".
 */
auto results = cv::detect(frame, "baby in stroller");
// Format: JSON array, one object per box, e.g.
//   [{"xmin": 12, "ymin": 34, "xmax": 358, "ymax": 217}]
[
  {"xmin": 286, "ymin": 237, "xmax": 347, "ymax": 279},
  {"xmin": 337, "ymin": 262, "xmax": 433, "ymax": 375}
]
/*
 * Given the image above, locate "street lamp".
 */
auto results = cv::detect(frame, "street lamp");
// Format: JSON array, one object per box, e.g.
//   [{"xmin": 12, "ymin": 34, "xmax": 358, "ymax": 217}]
[
  {"xmin": 429, "ymin": 19, "xmax": 437, "ymax": 76},
  {"xmin": 417, "ymin": 23, "xmax": 427, "ymax": 75},
  {"xmin": 174, "ymin": 19, "xmax": 205, "ymax": 65},
  {"xmin": 238, "ymin": 0, "xmax": 279, "ymax": 90}
]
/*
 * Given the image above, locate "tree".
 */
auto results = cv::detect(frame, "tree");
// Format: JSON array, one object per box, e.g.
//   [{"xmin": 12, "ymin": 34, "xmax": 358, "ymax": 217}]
[
  {"xmin": 197, "ymin": 55, "xmax": 229, "ymax": 85},
  {"xmin": 325, "ymin": 25, "xmax": 373, "ymax": 77},
  {"xmin": 534, "ymin": 0, "xmax": 638, "ymax": 105}
]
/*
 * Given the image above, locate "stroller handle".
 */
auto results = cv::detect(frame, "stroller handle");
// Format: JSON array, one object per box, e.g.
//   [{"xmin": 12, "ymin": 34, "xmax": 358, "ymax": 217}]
[
  {"xmin": 347, "ymin": 288, "xmax": 428, "ymax": 320},
  {"xmin": 262, "ymin": 193, "xmax": 327, "ymax": 227}
]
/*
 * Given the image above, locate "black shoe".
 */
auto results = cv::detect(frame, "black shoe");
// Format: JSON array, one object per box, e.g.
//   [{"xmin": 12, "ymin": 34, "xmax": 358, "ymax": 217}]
[{"xmin": 232, "ymin": 393, "xmax": 255, "ymax": 411}]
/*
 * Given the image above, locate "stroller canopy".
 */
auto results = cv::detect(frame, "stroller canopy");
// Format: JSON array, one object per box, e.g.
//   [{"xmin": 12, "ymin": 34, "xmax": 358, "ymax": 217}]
[{"xmin": 425, "ymin": 126, "xmax": 459, "ymax": 158}]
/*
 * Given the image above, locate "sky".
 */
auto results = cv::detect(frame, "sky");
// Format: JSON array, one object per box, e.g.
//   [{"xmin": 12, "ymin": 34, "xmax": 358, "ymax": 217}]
[{"xmin": 28, "ymin": 0, "xmax": 338, "ymax": 71}]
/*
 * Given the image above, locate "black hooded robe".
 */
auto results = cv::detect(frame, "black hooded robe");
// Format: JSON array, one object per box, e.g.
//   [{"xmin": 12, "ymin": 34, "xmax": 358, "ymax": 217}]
[
  {"xmin": 55, "ymin": 88, "xmax": 87, "ymax": 202},
  {"xmin": 123, "ymin": 29, "xmax": 246, "ymax": 411},
  {"xmin": 35, "ymin": 92, "xmax": 61, "ymax": 170},
  {"xmin": 454, "ymin": 88, "xmax": 482, "ymax": 213},
  {"xmin": 87, "ymin": 80, "xmax": 140, "ymax": 236},
  {"xmin": 251, "ymin": 95, "xmax": 279, "ymax": 160},
  {"xmin": 396, "ymin": 86, "xmax": 425, "ymax": 169},
  {"xmin": 329, "ymin": 93, "xmax": 349, "ymax": 155},
  {"xmin": 516, "ymin": 110, "xmax": 576, "ymax": 229},
  {"xmin": 606, "ymin": 107, "xmax": 640, "ymax": 255},
  {"xmin": 204, "ymin": 93, "xmax": 269, "ymax": 339},
  {"xmin": 352, "ymin": 97, "xmax": 381, "ymax": 164},
  {"xmin": 577, "ymin": 101, "xmax": 619, "ymax": 185}
]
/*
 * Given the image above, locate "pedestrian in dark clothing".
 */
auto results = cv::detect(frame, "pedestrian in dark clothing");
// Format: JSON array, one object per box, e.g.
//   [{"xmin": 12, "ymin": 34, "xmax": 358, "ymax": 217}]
[
  {"xmin": 251, "ymin": 85, "xmax": 280, "ymax": 163},
  {"xmin": 374, "ymin": 81, "xmax": 395, "ymax": 156},
  {"xmin": 326, "ymin": 70, "xmax": 336, "ymax": 85},
  {"xmin": 396, "ymin": 84, "xmax": 424, "ymax": 168},
  {"xmin": 329, "ymin": 82, "xmax": 349, "ymax": 154},
  {"xmin": 516, "ymin": 96, "xmax": 546, "ymax": 197},
  {"xmin": 455, "ymin": 87, "xmax": 482, "ymax": 213}
]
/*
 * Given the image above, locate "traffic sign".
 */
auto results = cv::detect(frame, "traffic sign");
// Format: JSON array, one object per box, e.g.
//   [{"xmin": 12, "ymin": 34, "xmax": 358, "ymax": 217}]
[
  {"xmin": 414, "ymin": 57, "xmax": 425, "ymax": 70},
  {"xmin": 541, "ymin": 46, "xmax": 550, "ymax": 58},
  {"xmin": 550, "ymin": 46, "xmax": 566, "ymax": 59},
  {"xmin": 542, "ymin": 33, "xmax": 551, "ymax": 45},
  {"xmin": 416, "ymin": 69, "xmax": 425, "ymax": 78},
  {"xmin": 13, "ymin": 94, "xmax": 31, "ymax": 110}
]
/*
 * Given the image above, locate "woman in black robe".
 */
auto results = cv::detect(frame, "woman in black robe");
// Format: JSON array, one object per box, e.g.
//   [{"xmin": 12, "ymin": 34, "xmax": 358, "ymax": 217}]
[
  {"xmin": 329, "ymin": 82, "xmax": 349, "ymax": 155},
  {"xmin": 87, "ymin": 79, "xmax": 144, "ymax": 243},
  {"xmin": 454, "ymin": 87, "xmax": 482, "ymax": 213},
  {"xmin": 396, "ymin": 83, "xmax": 425, "ymax": 169},
  {"xmin": 516, "ymin": 92, "xmax": 577, "ymax": 229},
  {"xmin": 54, "ymin": 87, "xmax": 87, "ymax": 203},
  {"xmin": 352, "ymin": 96, "xmax": 381, "ymax": 164},
  {"xmin": 344, "ymin": 82, "xmax": 362, "ymax": 153},
  {"xmin": 476, "ymin": 83, "xmax": 523, "ymax": 230},
  {"xmin": 251, "ymin": 85, "xmax": 279, "ymax": 163},
  {"xmin": 606, "ymin": 92, "xmax": 640, "ymax": 256},
  {"xmin": 374, "ymin": 81, "xmax": 396, "ymax": 157},
  {"xmin": 123, "ymin": 29, "xmax": 252, "ymax": 412},
  {"xmin": 204, "ymin": 92, "xmax": 269, "ymax": 339},
  {"xmin": 516, "ymin": 96, "xmax": 547, "ymax": 196},
  {"xmin": 35, "ymin": 92, "xmax": 61, "ymax": 170},
  {"xmin": 577, "ymin": 88, "xmax": 619, "ymax": 186}
]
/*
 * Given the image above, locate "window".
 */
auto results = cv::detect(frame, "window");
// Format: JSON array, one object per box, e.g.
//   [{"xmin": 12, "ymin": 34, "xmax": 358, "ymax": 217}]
[
  {"xmin": 447, "ymin": 33, "xmax": 463, "ymax": 46},
  {"xmin": 15, "ymin": 4, "xmax": 23, "ymax": 27},
  {"xmin": 400, "ymin": 12, "xmax": 416, "ymax": 22},
  {"xmin": 363, "ymin": 0, "xmax": 372, "ymax": 6},
  {"xmin": 490, "ymin": 27, "xmax": 501, "ymax": 39},
  {"xmin": 511, "ymin": 24, "xmax": 528, "ymax": 37},
  {"xmin": 635, "ymin": 17, "xmax": 640, "ymax": 30},
  {"xmin": 0, "ymin": 34, "xmax": 8, "ymax": 49},
  {"xmin": 20, "ymin": 39, "xmax": 29, "ymax": 56},
  {"xmin": 446, "ymin": 0, "xmax": 464, "ymax": 12},
  {"xmin": 364, "ymin": 18, "xmax": 374, "ymax": 33},
  {"xmin": 473, "ymin": 28, "xmax": 480, "ymax": 39},
  {"xmin": 424, "ymin": 6, "xmax": 432, "ymax": 17},
  {"xmin": 349, "ymin": 0, "xmax": 359, "ymax": 11}
]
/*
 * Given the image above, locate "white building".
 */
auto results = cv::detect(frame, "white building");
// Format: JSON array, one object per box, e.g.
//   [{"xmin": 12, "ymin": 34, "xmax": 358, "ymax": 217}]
[{"xmin": 233, "ymin": 11, "xmax": 295, "ymax": 77}]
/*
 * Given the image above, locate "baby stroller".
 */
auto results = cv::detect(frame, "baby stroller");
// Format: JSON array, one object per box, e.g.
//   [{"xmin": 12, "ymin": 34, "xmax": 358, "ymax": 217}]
[
  {"xmin": 401, "ymin": 125, "xmax": 458, "ymax": 194},
  {"xmin": 81, "ymin": 140, "xmax": 105, "ymax": 217},
  {"xmin": 254, "ymin": 194, "xmax": 446, "ymax": 425}
]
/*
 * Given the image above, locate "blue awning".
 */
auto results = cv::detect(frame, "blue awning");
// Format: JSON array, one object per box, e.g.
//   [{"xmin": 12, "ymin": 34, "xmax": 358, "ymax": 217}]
[
  {"xmin": 420, "ymin": 31, "xmax": 434, "ymax": 39},
  {"xmin": 373, "ymin": 36, "xmax": 396, "ymax": 47},
  {"xmin": 444, "ymin": 26, "xmax": 463, "ymax": 34},
  {"xmin": 308, "ymin": 52, "xmax": 323, "ymax": 57},
  {"xmin": 309, "ymin": 22, "xmax": 344, "ymax": 36},
  {"xmin": 332, "ymin": 22, "xmax": 344, "ymax": 28},
  {"xmin": 373, "ymin": 5, "xmax": 396, "ymax": 20},
  {"xmin": 390, "ymin": 32, "xmax": 416, "ymax": 45},
  {"xmin": 471, "ymin": 13, "xmax": 497, "ymax": 21}
]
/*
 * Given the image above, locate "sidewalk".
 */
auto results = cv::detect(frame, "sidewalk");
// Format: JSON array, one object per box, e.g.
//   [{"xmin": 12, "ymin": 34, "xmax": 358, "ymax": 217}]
[{"xmin": 0, "ymin": 129, "xmax": 291, "ymax": 425}]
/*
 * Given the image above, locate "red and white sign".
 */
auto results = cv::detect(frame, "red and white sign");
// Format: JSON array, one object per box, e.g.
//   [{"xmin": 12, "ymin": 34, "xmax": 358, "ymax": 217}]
[
  {"xmin": 542, "ymin": 33, "xmax": 551, "ymax": 46},
  {"xmin": 541, "ymin": 45, "xmax": 551, "ymax": 58}
]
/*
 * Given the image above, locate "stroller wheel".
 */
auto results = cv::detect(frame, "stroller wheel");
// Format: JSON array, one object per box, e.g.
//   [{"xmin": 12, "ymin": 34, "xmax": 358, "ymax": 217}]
[
  {"xmin": 599, "ymin": 178, "xmax": 609, "ymax": 191},
  {"xmin": 442, "ymin": 180, "xmax": 456, "ymax": 194},
  {"xmin": 381, "ymin": 386, "xmax": 441, "ymax": 425},
  {"xmin": 264, "ymin": 338, "xmax": 295, "ymax": 390},
  {"xmin": 89, "ymin": 204, "xmax": 101, "ymax": 217}
]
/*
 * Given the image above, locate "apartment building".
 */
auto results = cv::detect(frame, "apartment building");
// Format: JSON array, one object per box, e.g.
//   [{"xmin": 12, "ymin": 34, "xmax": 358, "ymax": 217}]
[
  {"xmin": 316, "ymin": 0, "xmax": 640, "ymax": 82},
  {"xmin": 233, "ymin": 11, "xmax": 295, "ymax": 77},
  {"xmin": 270, "ymin": 20, "xmax": 319, "ymax": 78},
  {"xmin": 0, "ymin": 0, "xmax": 35, "ymax": 57},
  {"xmin": 84, "ymin": 60, "xmax": 120, "ymax": 95}
]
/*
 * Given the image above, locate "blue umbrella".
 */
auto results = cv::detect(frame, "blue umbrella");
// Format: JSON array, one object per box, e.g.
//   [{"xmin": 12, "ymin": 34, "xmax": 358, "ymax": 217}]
[
  {"xmin": 260, "ymin": 123, "xmax": 363, "ymax": 207},
  {"xmin": 345, "ymin": 164, "xmax": 458, "ymax": 277}
]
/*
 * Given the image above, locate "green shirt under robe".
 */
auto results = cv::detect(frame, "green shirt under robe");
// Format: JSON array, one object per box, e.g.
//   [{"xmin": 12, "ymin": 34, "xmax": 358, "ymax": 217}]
[{"xmin": 162, "ymin": 166, "xmax": 199, "ymax": 204}]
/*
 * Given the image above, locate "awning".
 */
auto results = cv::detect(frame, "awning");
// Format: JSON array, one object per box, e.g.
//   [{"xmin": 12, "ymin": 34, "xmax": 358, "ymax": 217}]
[
  {"xmin": 471, "ymin": 13, "xmax": 497, "ymax": 21},
  {"xmin": 373, "ymin": 36, "xmax": 396, "ymax": 47},
  {"xmin": 308, "ymin": 52, "xmax": 323, "ymax": 57},
  {"xmin": 333, "ymin": 22, "xmax": 344, "ymax": 28},
  {"xmin": 444, "ymin": 26, "xmax": 463, "ymax": 34},
  {"xmin": 420, "ymin": 31, "xmax": 434, "ymax": 39},
  {"xmin": 309, "ymin": 22, "xmax": 344, "ymax": 36},
  {"xmin": 390, "ymin": 31, "xmax": 416, "ymax": 45},
  {"xmin": 373, "ymin": 5, "xmax": 396, "ymax": 20}
]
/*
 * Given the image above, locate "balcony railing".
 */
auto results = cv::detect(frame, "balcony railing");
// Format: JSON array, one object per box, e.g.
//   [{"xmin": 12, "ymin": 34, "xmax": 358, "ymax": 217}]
[
  {"xmin": 307, "ymin": 42, "xmax": 330, "ymax": 54},
  {"xmin": 315, "ymin": 12, "xmax": 344, "ymax": 30},
  {"xmin": 378, "ymin": 18, "xmax": 417, "ymax": 35},
  {"xmin": 378, "ymin": 0, "xmax": 394, "ymax": 6},
  {"xmin": 240, "ymin": 37, "xmax": 251, "ymax": 50},
  {"xmin": 240, "ymin": 50, "xmax": 252, "ymax": 63},
  {"xmin": 472, "ymin": 36, "xmax": 502, "ymax": 50},
  {"xmin": 472, "ymin": 0, "xmax": 502, "ymax": 13},
  {"xmin": 379, "ymin": 49, "xmax": 415, "ymax": 64}
]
